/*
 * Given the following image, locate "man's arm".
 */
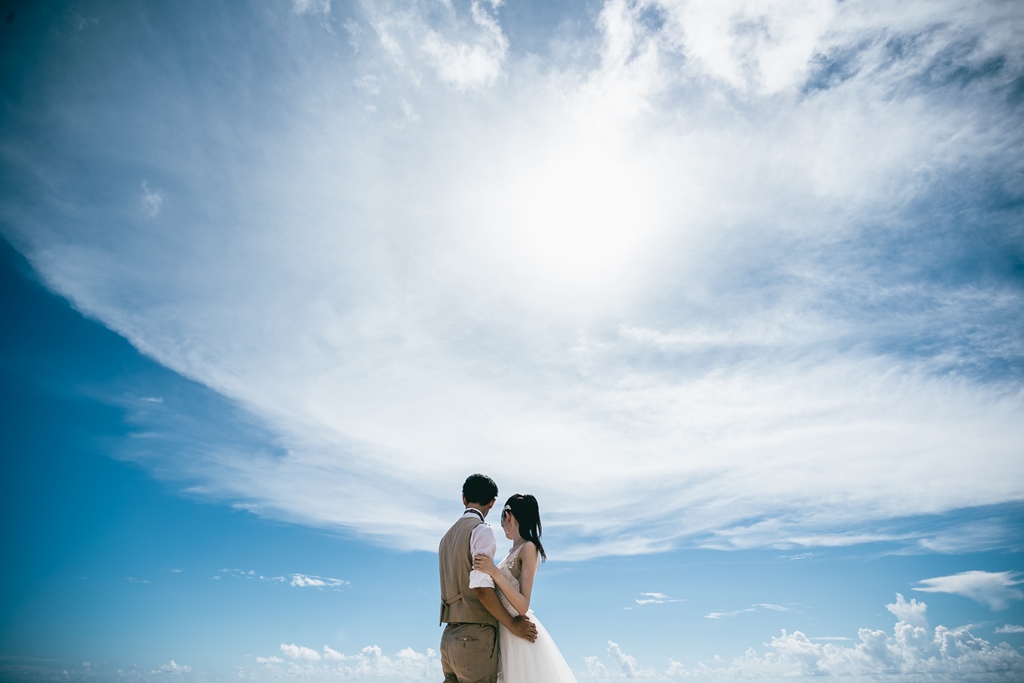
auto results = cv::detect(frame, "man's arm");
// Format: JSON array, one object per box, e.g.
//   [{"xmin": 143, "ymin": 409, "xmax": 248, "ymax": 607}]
[
  {"xmin": 468, "ymin": 524, "xmax": 497, "ymax": 589},
  {"xmin": 472, "ymin": 587, "xmax": 537, "ymax": 643}
]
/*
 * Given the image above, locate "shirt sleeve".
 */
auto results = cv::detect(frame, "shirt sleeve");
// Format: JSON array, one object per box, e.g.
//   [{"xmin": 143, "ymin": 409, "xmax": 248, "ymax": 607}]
[{"xmin": 468, "ymin": 523, "xmax": 496, "ymax": 589}]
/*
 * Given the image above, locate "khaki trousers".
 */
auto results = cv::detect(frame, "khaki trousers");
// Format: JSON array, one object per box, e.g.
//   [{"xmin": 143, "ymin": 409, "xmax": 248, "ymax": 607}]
[{"xmin": 441, "ymin": 622, "xmax": 498, "ymax": 683}]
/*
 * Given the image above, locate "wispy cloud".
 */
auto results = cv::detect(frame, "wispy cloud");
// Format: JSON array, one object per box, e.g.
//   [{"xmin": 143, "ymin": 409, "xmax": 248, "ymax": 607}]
[
  {"xmin": 705, "ymin": 608, "xmax": 756, "ymax": 620},
  {"xmin": 914, "ymin": 571, "xmax": 1024, "ymax": 610},
  {"xmin": 808, "ymin": 636, "xmax": 852, "ymax": 641},
  {"xmin": 365, "ymin": 0, "xmax": 508, "ymax": 91},
  {"xmin": 289, "ymin": 573, "xmax": 350, "ymax": 589},
  {"xmin": 633, "ymin": 591, "xmax": 685, "ymax": 605},
  {"xmin": 995, "ymin": 624, "xmax": 1024, "ymax": 634},
  {"xmin": 210, "ymin": 568, "xmax": 347, "ymax": 589},
  {"xmin": 214, "ymin": 568, "xmax": 269, "ymax": 581},
  {"xmin": 777, "ymin": 552, "xmax": 819, "ymax": 561},
  {"xmin": 705, "ymin": 603, "xmax": 791, "ymax": 619},
  {"xmin": 139, "ymin": 181, "xmax": 163, "ymax": 219},
  {"xmin": 2, "ymin": 0, "xmax": 1022, "ymax": 559}
]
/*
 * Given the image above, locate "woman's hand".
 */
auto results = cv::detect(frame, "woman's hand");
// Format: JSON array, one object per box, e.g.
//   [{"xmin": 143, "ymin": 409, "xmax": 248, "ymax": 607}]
[{"xmin": 473, "ymin": 553, "xmax": 497, "ymax": 576}]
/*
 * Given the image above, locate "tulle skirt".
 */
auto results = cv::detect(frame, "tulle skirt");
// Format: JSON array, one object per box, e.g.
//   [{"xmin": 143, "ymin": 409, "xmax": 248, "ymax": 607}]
[{"xmin": 498, "ymin": 610, "xmax": 577, "ymax": 683}]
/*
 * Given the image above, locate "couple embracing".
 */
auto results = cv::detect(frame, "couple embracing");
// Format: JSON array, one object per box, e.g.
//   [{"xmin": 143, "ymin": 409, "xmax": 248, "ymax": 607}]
[{"xmin": 439, "ymin": 474, "xmax": 577, "ymax": 683}]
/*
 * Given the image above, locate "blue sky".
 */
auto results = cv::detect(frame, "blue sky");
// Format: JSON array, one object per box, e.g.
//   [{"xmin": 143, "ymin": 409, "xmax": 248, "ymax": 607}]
[{"xmin": 1, "ymin": 0, "xmax": 1023, "ymax": 680}]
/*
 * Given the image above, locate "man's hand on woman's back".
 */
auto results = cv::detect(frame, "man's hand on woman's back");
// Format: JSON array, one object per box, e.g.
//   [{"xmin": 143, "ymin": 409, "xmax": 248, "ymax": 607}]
[{"xmin": 511, "ymin": 615, "xmax": 538, "ymax": 643}]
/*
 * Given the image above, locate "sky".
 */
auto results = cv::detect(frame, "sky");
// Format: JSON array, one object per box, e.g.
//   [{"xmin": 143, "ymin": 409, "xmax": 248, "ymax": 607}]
[{"xmin": 1, "ymin": 0, "xmax": 1023, "ymax": 680}]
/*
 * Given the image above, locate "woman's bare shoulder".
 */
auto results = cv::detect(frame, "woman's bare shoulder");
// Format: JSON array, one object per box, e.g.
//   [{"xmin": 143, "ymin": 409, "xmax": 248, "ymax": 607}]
[{"xmin": 519, "ymin": 541, "xmax": 539, "ymax": 562}]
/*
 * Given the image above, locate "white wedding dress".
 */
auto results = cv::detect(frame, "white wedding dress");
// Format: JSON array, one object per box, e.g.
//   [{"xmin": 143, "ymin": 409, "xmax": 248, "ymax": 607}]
[{"xmin": 495, "ymin": 544, "xmax": 578, "ymax": 683}]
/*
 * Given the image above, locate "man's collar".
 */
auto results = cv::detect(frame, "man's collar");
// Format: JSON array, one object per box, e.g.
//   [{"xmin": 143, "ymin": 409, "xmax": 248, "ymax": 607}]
[{"xmin": 463, "ymin": 508, "xmax": 484, "ymax": 521}]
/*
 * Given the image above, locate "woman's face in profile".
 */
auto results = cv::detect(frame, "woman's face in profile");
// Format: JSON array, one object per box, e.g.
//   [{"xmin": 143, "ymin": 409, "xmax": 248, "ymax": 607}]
[{"xmin": 501, "ymin": 508, "xmax": 519, "ymax": 540}]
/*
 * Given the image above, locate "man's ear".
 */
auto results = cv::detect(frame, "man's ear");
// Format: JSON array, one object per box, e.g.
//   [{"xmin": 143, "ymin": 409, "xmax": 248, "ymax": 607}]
[{"xmin": 462, "ymin": 494, "xmax": 468, "ymax": 507}]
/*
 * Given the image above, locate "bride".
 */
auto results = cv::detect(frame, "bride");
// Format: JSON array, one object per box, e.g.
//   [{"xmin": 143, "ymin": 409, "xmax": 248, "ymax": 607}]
[{"xmin": 473, "ymin": 494, "xmax": 578, "ymax": 683}]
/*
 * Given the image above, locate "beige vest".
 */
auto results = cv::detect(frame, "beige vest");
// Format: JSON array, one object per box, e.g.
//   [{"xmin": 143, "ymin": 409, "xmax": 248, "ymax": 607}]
[{"xmin": 439, "ymin": 515, "xmax": 498, "ymax": 626}]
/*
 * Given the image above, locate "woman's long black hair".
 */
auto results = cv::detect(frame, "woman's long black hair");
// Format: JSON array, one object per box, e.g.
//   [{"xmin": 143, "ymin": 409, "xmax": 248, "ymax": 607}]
[{"xmin": 504, "ymin": 493, "xmax": 546, "ymax": 561}]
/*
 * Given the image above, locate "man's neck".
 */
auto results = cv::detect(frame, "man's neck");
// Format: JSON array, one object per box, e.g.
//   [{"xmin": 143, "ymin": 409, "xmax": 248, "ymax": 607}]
[{"xmin": 464, "ymin": 505, "xmax": 487, "ymax": 519}]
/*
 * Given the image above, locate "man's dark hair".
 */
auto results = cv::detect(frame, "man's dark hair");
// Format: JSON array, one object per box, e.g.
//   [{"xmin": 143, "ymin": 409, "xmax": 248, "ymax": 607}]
[{"xmin": 462, "ymin": 473, "xmax": 498, "ymax": 505}]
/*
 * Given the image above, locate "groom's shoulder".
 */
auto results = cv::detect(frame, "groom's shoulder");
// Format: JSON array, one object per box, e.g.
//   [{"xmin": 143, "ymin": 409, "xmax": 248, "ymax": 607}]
[
  {"xmin": 441, "ymin": 515, "xmax": 472, "ymax": 537},
  {"xmin": 440, "ymin": 517, "xmax": 472, "ymax": 553}
]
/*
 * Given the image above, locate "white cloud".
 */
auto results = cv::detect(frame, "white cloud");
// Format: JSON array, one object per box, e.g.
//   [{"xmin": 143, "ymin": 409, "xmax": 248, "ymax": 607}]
[
  {"xmin": 289, "ymin": 573, "xmax": 349, "ymax": 589},
  {"xmin": 584, "ymin": 641, "xmax": 657, "ymax": 679},
  {"xmin": 255, "ymin": 656, "xmax": 284, "ymax": 664},
  {"xmin": 322, "ymin": 645, "xmax": 343, "ymax": 661},
  {"xmin": 4, "ymin": 0, "xmax": 1023, "ymax": 560},
  {"xmin": 995, "ymin": 625, "xmax": 1024, "ymax": 634},
  {"xmin": 914, "ymin": 571, "xmax": 1024, "ymax": 610},
  {"xmin": 635, "ymin": 591, "xmax": 685, "ymax": 605},
  {"xmin": 886, "ymin": 593, "xmax": 927, "ymax": 628},
  {"xmin": 280, "ymin": 643, "xmax": 321, "ymax": 661},
  {"xmin": 581, "ymin": 598, "xmax": 1024, "ymax": 680}
]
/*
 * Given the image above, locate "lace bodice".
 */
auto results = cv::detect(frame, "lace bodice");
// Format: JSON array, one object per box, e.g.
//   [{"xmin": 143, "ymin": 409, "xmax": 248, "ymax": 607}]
[{"xmin": 496, "ymin": 543, "xmax": 526, "ymax": 617}]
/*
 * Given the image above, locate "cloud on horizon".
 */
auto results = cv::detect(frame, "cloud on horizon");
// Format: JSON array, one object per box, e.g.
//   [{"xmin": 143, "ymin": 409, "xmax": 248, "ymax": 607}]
[
  {"xmin": 583, "ymin": 597, "xmax": 1024, "ymax": 680},
  {"xmin": 3, "ymin": 597, "xmax": 1022, "ymax": 681},
  {"xmin": 267, "ymin": 643, "xmax": 440, "ymax": 680},
  {"xmin": 1, "ymin": 0, "xmax": 1022, "ymax": 558}
]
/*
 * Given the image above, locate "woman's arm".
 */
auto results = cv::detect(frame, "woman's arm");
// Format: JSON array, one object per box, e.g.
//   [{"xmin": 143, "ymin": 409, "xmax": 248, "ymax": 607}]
[{"xmin": 473, "ymin": 543, "xmax": 539, "ymax": 617}]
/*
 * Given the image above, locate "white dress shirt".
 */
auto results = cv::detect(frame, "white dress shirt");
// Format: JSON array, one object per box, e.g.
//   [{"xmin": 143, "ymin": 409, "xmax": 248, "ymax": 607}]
[{"xmin": 464, "ymin": 509, "xmax": 496, "ymax": 589}]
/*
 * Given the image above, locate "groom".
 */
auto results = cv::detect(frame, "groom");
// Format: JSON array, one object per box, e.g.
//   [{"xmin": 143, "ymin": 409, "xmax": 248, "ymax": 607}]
[{"xmin": 439, "ymin": 473, "xmax": 537, "ymax": 683}]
